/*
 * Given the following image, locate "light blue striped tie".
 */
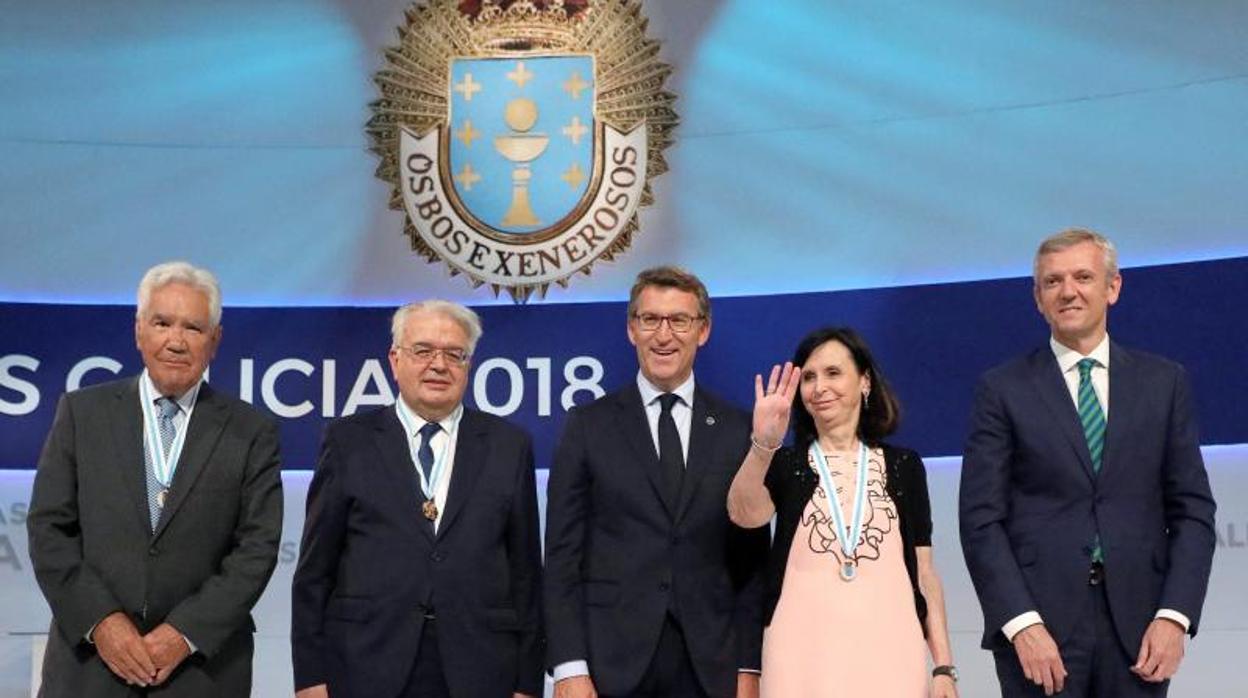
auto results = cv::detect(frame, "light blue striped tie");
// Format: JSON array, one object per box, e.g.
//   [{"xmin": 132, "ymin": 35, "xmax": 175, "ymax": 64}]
[
  {"xmin": 1077, "ymin": 358, "xmax": 1105, "ymax": 561},
  {"xmin": 145, "ymin": 397, "xmax": 179, "ymax": 530}
]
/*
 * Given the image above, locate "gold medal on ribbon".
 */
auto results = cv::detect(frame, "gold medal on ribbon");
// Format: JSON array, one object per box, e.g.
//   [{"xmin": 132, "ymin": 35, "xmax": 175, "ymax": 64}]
[{"xmin": 422, "ymin": 500, "xmax": 438, "ymax": 521}]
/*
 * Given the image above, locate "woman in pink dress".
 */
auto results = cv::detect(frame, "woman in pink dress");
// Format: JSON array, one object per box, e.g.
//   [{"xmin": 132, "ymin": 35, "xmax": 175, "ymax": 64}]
[{"xmin": 728, "ymin": 327, "xmax": 959, "ymax": 697}]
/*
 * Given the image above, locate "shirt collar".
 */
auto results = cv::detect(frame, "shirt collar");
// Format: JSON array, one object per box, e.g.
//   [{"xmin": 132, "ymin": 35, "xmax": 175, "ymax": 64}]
[
  {"xmin": 140, "ymin": 370, "xmax": 201, "ymax": 414},
  {"xmin": 1050, "ymin": 334, "xmax": 1111, "ymax": 374},
  {"xmin": 395, "ymin": 399, "xmax": 464, "ymax": 438},
  {"xmin": 636, "ymin": 371, "xmax": 695, "ymax": 408}
]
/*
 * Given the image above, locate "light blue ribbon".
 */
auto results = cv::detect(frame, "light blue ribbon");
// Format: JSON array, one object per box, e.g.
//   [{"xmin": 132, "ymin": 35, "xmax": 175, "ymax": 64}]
[{"xmin": 808, "ymin": 440, "xmax": 870, "ymax": 580}]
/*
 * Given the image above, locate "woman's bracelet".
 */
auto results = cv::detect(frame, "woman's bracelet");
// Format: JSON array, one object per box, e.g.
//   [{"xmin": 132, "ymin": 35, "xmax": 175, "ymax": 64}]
[{"xmin": 750, "ymin": 435, "xmax": 782, "ymax": 453}]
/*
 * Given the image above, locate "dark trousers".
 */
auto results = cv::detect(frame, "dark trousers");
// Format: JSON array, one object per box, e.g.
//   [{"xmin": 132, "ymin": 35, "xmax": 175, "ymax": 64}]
[
  {"xmin": 994, "ymin": 577, "xmax": 1169, "ymax": 697},
  {"xmin": 603, "ymin": 614, "xmax": 712, "ymax": 698},
  {"xmin": 400, "ymin": 618, "xmax": 451, "ymax": 698}
]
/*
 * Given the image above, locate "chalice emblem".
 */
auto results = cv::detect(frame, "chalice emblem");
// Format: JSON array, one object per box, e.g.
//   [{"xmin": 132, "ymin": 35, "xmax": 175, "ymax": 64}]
[{"xmin": 494, "ymin": 98, "xmax": 548, "ymax": 227}]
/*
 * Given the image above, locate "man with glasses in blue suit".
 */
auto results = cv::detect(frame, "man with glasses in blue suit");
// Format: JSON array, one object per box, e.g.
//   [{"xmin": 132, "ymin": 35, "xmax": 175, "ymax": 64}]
[
  {"xmin": 292, "ymin": 300, "xmax": 542, "ymax": 698},
  {"xmin": 545, "ymin": 266, "xmax": 768, "ymax": 698}
]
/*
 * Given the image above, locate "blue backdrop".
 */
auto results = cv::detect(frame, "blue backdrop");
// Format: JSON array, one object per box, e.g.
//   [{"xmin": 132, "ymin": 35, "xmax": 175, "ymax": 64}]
[{"xmin": 4, "ymin": 256, "xmax": 1244, "ymax": 469}]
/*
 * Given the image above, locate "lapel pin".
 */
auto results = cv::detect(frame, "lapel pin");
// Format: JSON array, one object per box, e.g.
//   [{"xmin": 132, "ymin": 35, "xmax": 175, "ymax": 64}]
[{"xmin": 706, "ymin": 415, "xmax": 716, "ymax": 426}]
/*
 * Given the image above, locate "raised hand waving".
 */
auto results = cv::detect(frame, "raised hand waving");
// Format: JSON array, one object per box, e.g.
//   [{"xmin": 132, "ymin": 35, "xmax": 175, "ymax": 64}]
[{"xmin": 752, "ymin": 361, "xmax": 801, "ymax": 450}]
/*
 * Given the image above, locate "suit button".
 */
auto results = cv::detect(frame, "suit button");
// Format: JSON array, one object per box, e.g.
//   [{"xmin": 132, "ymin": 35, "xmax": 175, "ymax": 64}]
[
  {"xmin": 670, "ymin": 534, "xmax": 680, "ymax": 546},
  {"xmin": 148, "ymin": 547, "xmax": 158, "ymax": 556},
  {"xmin": 430, "ymin": 551, "xmax": 444, "ymax": 562},
  {"xmin": 659, "ymin": 579, "xmax": 671, "ymax": 591}
]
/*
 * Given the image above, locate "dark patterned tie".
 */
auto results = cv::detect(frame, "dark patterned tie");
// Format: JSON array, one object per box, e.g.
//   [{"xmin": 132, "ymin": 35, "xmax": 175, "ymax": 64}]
[
  {"xmin": 1076, "ymin": 358, "xmax": 1106, "ymax": 561},
  {"xmin": 417, "ymin": 422, "xmax": 441, "ymax": 482},
  {"xmin": 657, "ymin": 393, "xmax": 684, "ymax": 506},
  {"xmin": 145, "ymin": 397, "xmax": 179, "ymax": 530}
]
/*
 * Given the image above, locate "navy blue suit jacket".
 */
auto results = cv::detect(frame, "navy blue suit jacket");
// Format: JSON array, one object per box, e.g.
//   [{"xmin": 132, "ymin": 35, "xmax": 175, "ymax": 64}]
[
  {"xmin": 543, "ymin": 384, "xmax": 768, "ymax": 697},
  {"xmin": 291, "ymin": 405, "xmax": 543, "ymax": 698},
  {"xmin": 959, "ymin": 341, "xmax": 1216, "ymax": 654}
]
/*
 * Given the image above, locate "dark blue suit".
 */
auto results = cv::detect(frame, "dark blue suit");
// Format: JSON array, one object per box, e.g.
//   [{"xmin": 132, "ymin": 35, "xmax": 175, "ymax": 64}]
[
  {"xmin": 543, "ymin": 384, "xmax": 768, "ymax": 697},
  {"xmin": 291, "ymin": 405, "xmax": 543, "ymax": 698},
  {"xmin": 960, "ymin": 341, "xmax": 1216, "ymax": 691}
]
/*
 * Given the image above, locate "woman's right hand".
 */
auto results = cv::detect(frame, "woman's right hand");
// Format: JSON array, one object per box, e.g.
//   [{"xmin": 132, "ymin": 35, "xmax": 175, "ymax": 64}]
[{"xmin": 752, "ymin": 361, "xmax": 801, "ymax": 449}]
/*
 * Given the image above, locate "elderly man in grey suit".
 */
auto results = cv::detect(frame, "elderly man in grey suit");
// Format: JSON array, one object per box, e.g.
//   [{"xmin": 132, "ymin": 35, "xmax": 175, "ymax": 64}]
[{"xmin": 27, "ymin": 261, "xmax": 283, "ymax": 697}]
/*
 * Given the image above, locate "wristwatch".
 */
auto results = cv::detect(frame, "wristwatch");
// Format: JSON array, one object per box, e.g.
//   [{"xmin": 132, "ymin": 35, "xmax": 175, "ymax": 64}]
[{"xmin": 932, "ymin": 665, "xmax": 958, "ymax": 682}]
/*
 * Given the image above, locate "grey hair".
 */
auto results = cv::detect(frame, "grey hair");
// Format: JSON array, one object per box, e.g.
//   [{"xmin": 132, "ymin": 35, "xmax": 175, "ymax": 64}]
[
  {"xmin": 1033, "ymin": 228, "xmax": 1119, "ymax": 283},
  {"xmin": 136, "ymin": 261, "xmax": 222, "ymax": 327},
  {"xmin": 391, "ymin": 300, "xmax": 483, "ymax": 354}
]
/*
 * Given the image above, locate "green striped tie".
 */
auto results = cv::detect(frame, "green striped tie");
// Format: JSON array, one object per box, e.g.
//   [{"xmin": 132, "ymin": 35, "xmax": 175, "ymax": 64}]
[
  {"xmin": 1077, "ymin": 358, "xmax": 1105, "ymax": 561},
  {"xmin": 1077, "ymin": 358, "xmax": 1105, "ymax": 471}
]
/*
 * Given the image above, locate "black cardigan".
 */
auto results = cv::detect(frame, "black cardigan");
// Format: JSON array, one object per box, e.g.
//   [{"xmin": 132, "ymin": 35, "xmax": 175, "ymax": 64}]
[{"xmin": 760, "ymin": 443, "xmax": 933, "ymax": 634}]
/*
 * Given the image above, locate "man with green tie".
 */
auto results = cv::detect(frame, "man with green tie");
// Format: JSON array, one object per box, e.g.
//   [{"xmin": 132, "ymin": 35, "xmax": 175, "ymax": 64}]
[{"xmin": 960, "ymin": 229, "xmax": 1216, "ymax": 697}]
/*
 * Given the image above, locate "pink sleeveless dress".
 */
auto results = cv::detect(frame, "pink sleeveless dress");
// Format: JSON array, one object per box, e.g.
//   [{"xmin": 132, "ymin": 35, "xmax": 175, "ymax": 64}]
[{"xmin": 761, "ymin": 448, "xmax": 928, "ymax": 697}]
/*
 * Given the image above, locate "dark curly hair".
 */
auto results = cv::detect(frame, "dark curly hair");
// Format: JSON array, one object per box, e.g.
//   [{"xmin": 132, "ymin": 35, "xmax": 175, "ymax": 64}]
[{"xmin": 790, "ymin": 326, "xmax": 901, "ymax": 452}]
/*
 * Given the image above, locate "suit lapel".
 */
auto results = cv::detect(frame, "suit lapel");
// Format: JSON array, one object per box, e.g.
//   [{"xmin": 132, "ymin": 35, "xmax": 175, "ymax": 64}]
[
  {"xmin": 375, "ymin": 406, "xmax": 435, "ymax": 542},
  {"xmin": 109, "ymin": 377, "xmax": 152, "ymax": 535},
  {"xmin": 675, "ymin": 389, "xmax": 717, "ymax": 524},
  {"xmin": 1028, "ymin": 348, "xmax": 1096, "ymax": 480},
  {"xmin": 615, "ymin": 385, "xmax": 676, "ymax": 518},
  {"xmin": 1100, "ymin": 341, "xmax": 1137, "ymax": 483},
  {"xmin": 153, "ymin": 383, "xmax": 230, "ymax": 540},
  {"xmin": 437, "ymin": 409, "xmax": 487, "ymax": 539}
]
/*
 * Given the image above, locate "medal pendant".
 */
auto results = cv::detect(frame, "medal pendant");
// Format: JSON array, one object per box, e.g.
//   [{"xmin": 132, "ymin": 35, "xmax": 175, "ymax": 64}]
[
  {"xmin": 156, "ymin": 488, "xmax": 169, "ymax": 508},
  {"xmin": 839, "ymin": 560, "xmax": 857, "ymax": 582},
  {"xmin": 422, "ymin": 500, "xmax": 438, "ymax": 521}
]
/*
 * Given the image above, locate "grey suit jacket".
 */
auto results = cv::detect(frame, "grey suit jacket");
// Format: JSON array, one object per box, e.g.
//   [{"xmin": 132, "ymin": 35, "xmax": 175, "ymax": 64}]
[{"xmin": 28, "ymin": 376, "xmax": 283, "ymax": 697}]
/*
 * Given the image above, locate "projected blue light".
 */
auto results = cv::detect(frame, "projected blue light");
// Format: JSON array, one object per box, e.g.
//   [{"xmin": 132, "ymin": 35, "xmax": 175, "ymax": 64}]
[
  {"xmin": 1, "ymin": 1, "xmax": 1246, "ymax": 306},
  {"xmin": 669, "ymin": 1, "xmax": 1248, "ymax": 297}
]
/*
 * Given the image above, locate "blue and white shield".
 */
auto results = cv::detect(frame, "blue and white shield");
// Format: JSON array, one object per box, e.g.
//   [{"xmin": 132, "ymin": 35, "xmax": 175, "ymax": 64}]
[{"xmin": 447, "ymin": 55, "xmax": 595, "ymax": 235}]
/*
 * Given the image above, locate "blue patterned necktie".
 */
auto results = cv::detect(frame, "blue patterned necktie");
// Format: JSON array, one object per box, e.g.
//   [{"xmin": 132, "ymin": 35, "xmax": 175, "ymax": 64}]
[
  {"xmin": 417, "ymin": 422, "xmax": 442, "ymax": 482},
  {"xmin": 145, "ymin": 396, "xmax": 180, "ymax": 530},
  {"xmin": 1076, "ymin": 358, "xmax": 1106, "ymax": 561}
]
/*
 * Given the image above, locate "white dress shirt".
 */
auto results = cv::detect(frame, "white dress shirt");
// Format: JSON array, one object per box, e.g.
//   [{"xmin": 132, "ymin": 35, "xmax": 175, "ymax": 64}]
[
  {"xmin": 1001, "ymin": 334, "xmax": 1190, "ymax": 641},
  {"xmin": 552, "ymin": 372, "xmax": 700, "ymax": 683},
  {"xmin": 637, "ymin": 371, "xmax": 696, "ymax": 464},
  {"xmin": 140, "ymin": 370, "xmax": 200, "ymax": 454},
  {"xmin": 394, "ymin": 400, "xmax": 463, "ymax": 534}
]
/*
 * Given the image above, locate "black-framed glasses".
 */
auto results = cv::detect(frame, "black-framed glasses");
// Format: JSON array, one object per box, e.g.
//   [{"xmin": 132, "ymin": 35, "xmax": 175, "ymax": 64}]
[
  {"xmin": 398, "ymin": 344, "xmax": 470, "ymax": 366},
  {"xmin": 631, "ymin": 312, "xmax": 704, "ymax": 333}
]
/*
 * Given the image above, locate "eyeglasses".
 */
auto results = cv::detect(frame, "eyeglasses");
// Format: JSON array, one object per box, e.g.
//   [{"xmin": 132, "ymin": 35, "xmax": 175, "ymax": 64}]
[
  {"xmin": 631, "ymin": 312, "xmax": 704, "ymax": 333},
  {"xmin": 397, "ymin": 344, "xmax": 471, "ymax": 366}
]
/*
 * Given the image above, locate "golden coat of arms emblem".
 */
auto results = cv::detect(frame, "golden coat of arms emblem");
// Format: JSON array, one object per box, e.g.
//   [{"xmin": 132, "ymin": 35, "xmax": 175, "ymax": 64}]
[{"xmin": 369, "ymin": 0, "xmax": 677, "ymax": 302}]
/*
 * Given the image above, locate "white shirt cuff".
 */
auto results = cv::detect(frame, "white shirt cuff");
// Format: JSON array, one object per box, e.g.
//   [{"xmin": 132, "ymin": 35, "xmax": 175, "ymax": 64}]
[
  {"xmin": 1155, "ymin": 608, "xmax": 1191, "ymax": 633},
  {"xmin": 552, "ymin": 660, "xmax": 590, "ymax": 682},
  {"xmin": 1002, "ymin": 611, "xmax": 1044, "ymax": 642}
]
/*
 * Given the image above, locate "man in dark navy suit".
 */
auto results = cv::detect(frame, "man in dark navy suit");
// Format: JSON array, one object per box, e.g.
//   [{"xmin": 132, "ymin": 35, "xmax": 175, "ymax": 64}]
[
  {"xmin": 292, "ymin": 300, "xmax": 542, "ymax": 698},
  {"xmin": 960, "ymin": 229, "xmax": 1216, "ymax": 696},
  {"xmin": 544, "ymin": 266, "xmax": 768, "ymax": 698}
]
